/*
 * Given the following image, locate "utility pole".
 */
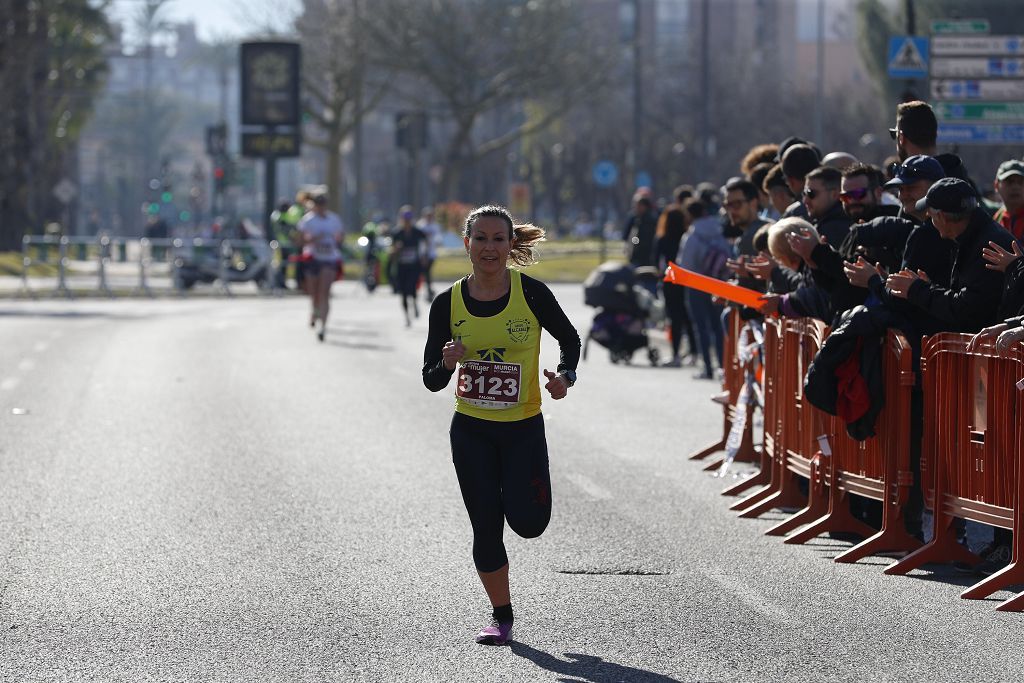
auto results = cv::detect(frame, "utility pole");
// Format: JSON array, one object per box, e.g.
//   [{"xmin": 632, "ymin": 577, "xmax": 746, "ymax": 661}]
[
  {"xmin": 814, "ymin": 0, "xmax": 825, "ymax": 146},
  {"xmin": 903, "ymin": 0, "xmax": 917, "ymax": 102},
  {"xmin": 632, "ymin": 0, "xmax": 643, "ymax": 189},
  {"xmin": 699, "ymin": 0, "xmax": 710, "ymax": 181},
  {"xmin": 352, "ymin": 0, "xmax": 364, "ymax": 231}
]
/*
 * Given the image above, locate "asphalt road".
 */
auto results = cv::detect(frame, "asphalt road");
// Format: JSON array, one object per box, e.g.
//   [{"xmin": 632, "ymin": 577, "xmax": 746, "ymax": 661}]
[{"xmin": 1, "ymin": 283, "xmax": 1022, "ymax": 682}]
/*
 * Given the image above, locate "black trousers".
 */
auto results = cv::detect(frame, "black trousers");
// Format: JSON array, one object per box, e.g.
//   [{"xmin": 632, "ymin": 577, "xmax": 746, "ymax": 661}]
[{"xmin": 450, "ymin": 411, "xmax": 552, "ymax": 572}]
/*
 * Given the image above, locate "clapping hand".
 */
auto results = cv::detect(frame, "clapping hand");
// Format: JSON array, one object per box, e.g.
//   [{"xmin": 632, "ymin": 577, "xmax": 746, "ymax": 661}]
[
  {"xmin": 745, "ymin": 254, "xmax": 777, "ymax": 281},
  {"xmin": 786, "ymin": 230, "xmax": 820, "ymax": 267},
  {"xmin": 843, "ymin": 256, "xmax": 880, "ymax": 289},
  {"xmin": 886, "ymin": 268, "xmax": 929, "ymax": 299},
  {"xmin": 982, "ymin": 241, "xmax": 1023, "ymax": 273}
]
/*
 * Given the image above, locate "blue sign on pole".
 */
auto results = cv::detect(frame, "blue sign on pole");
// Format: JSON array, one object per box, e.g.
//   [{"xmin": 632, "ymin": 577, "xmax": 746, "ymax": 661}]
[
  {"xmin": 888, "ymin": 36, "xmax": 930, "ymax": 79},
  {"xmin": 592, "ymin": 161, "xmax": 618, "ymax": 187},
  {"xmin": 937, "ymin": 123, "xmax": 1024, "ymax": 144},
  {"xmin": 635, "ymin": 171, "xmax": 652, "ymax": 190}
]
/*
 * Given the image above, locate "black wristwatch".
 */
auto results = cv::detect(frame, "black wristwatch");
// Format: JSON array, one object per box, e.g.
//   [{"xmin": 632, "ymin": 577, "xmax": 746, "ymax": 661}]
[{"xmin": 560, "ymin": 369, "xmax": 577, "ymax": 387}]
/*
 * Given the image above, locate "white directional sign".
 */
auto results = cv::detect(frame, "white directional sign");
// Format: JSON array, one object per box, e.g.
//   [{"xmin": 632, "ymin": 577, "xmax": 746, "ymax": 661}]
[
  {"xmin": 932, "ymin": 35, "xmax": 1024, "ymax": 56},
  {"xmin": 932, "ymin": 57, "xmax": 1024, "ymax": 78},
  {"xmin": 931, "ymin": 79, "xmax": 1024, "ymax": 101},
  {"xmin": 52, "ymin": 178, "xmax": 77, "ymax": 205}
]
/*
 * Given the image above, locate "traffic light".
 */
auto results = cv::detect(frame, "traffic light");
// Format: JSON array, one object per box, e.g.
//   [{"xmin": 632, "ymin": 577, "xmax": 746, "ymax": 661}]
[
  {"xmin": 213, "ymin": 164, "xmax": 226, "ymax": 192},
  {"xmin": 161, "ymin": 190, "xmax": 173, "ymax": 203}
]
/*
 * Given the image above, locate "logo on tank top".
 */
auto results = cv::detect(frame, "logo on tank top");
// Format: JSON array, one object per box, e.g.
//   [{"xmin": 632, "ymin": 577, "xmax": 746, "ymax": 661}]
[
  {"xmin": 505, "ymin": 318, "xmax": 532, "ymax": 344},
  {"xmin": 476, "ymin": 347, "xmax": 506, "ymax": 362}
]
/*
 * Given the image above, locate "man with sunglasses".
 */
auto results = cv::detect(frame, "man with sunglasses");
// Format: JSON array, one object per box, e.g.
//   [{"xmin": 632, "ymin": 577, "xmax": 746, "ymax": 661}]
[
  {"xmin": 838, "ymin": 163, "xmax": 899, "ymax": 223},
  {"xmin": 889, "ymin": 99, "xmax": 978, "ymax": 193},
  {"xmin": 801, "ymin": 166, "xmax": 852, "ymax": 247}
]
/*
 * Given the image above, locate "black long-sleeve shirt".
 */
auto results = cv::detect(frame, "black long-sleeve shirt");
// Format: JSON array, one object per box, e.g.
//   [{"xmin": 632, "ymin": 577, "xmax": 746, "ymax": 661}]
[{"xmin": 422, "ymin": 273, "xmax": 581, "ymax": 392}]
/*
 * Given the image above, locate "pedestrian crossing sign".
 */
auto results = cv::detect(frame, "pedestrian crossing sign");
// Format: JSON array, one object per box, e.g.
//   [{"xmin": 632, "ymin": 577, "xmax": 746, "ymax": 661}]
[{"xmin": 888, "ymin": 36, "xmax": 930, "ymax": 79}]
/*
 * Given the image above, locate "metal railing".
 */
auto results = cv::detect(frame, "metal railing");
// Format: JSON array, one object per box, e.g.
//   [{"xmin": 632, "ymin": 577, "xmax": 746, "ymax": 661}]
[{"xmin": 16, "ymin": 235, "xmax": 281, "ymax": 299}]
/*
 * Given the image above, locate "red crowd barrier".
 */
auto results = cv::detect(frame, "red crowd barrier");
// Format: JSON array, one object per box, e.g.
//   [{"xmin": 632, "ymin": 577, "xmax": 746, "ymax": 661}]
[
  {"xmin": 728, "ymin": 321, "xmax": 918, "ymax": 550},
  {"xmin": 884, "ymin": 333, "xmax": 1024, "ymax": 611},
  {"xmin": 714, "ymin": 322, "xmax": 1023, "ymax": 611}
]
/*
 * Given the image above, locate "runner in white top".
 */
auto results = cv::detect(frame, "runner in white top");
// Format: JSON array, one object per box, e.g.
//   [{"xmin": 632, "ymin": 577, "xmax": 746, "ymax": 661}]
[
  {"xmin": 418, "ymin": 206, "xmax": 443, "ymax": 301},
  {"xmin": 298, "ymin": 194, "xmax": 344, "ymax": 342}
]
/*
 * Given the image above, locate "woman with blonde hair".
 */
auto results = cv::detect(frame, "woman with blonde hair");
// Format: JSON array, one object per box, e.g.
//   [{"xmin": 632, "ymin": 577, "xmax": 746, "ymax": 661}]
[{"xmin": 421, "ymin": 205, "xmax": 581, "ymax": 646}]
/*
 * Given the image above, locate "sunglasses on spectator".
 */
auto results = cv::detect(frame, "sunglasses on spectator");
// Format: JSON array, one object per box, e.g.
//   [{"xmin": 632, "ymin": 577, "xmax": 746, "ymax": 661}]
[
  {"xmin": 803, "ymin": 188, "xmax": 822, "ymax": 199},
  {"xmin": 723, "ymin": 199, "xmax": 750, "ymax": 209},
  {"xmin": 839, "ymin": 188, "xmax": 871, "ymax": 202},
  {"xmin": 889, "ymin": 127, "xmax": 899, "ymax": 140}
]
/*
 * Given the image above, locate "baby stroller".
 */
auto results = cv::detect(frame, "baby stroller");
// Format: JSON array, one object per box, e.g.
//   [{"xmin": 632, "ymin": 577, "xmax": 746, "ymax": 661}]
[{"xmin": 582, "ymin": 262, "xmax": 665, "ymax": 365}]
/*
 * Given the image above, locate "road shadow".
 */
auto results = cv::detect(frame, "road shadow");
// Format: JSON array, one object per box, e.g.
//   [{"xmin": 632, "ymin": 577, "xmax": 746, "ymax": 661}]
[
  {"xmin": 324, "ymin": 339, "xmax": 393, "ymax": 351},
  {"xmin": 0, "ymin": 309, "xmax": 124, "ymax": 319},
  {"xmin": 509, "ymin": 642, "xmax": 681, "ymax": 683}
]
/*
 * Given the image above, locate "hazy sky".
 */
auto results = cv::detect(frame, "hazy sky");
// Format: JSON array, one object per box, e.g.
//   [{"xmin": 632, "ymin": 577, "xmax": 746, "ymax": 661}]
[{"xmin": 107, "ymin": 0, "xmax": 300, "ymax": 42}]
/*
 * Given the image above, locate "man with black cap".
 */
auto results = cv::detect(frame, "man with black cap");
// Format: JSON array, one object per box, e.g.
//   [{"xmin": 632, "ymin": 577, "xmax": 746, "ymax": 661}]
[
  {"xmin": 839, "ymin": 155, "xmax": 952, "ymax": 307},
  {"xmin": 886, "ymin": 177, "xmax": 1014, "ymax": 333},
  {"xmin": 993, "ymin": 159, "xmax": 1024, "ymax": 240}
]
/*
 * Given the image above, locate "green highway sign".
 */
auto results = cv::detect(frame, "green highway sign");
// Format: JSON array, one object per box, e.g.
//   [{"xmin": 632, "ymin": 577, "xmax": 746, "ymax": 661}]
[
  {"xmin": 931, "ymin": 19, "xmax": 990, "ymax": 35},
  {"xmin": 935, "ymin": 102, "xmax": 1024, "ymax": 123}
]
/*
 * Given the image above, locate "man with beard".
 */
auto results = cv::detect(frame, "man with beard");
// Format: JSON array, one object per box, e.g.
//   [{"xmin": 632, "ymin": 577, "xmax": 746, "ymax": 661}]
[{"xmin": 890, "ymin": 100, "xmax": 977, "ymax": 191}]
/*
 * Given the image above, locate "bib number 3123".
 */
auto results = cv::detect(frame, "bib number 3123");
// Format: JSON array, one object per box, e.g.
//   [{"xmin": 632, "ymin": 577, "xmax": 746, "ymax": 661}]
[{"xmin": 457, "ymin": 360, "xmax": 521, "ymax": 408}]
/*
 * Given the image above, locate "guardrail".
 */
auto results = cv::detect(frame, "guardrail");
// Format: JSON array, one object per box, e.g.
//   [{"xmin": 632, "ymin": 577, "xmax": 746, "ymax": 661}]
[{"xmin": 15, "ymin": 235, "xmax": 281, "ymax": 298}]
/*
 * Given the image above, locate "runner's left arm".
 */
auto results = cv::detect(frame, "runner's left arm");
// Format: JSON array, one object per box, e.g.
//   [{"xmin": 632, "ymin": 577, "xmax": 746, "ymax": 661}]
[{"xmin": 522, "ymin": 275, "xmax": 581, "ymax": 374}]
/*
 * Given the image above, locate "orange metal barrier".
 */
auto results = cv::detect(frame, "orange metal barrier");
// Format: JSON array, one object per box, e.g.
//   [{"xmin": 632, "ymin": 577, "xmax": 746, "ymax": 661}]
[
  {"xmin": 885, "ymin": 333, "xmax": 1023, "ymax": 611},
  {"xmin": 688, "ymin": 308, "xmax": 756, "ymax": 470},
  {"xmin": 733, "ymin": 319, "xmax": 829, "ymax": 519},
  {"xmin": 779, "ymin": 330, "xmax": 922, "ymax": 561}
]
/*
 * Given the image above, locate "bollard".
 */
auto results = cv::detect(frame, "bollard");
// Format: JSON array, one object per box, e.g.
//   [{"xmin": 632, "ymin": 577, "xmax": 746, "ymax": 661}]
[
  {"xmin": 54, "ymin": 236, "xmax": 72, "ymax": 298},
  {"xmin": 97, "ymin": 235, "xmax": 113, "ymax": 297},
  {"xmin": 171, "ymin": 238, "xmax": 187, "ymax": 296},
  {"xmin": 218, "ymin": 239, "xmax": 233, "ymax": 296},
  {"xmin": 18, "ymin": 235, "xmax": 36, "ymax": 299},
  {"xmin": 135, "ymin": 238, "xmax": 153, "ymax": 297}
]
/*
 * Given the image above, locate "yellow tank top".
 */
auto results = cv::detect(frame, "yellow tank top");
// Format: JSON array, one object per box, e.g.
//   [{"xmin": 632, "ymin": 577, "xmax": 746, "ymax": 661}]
[{"xmin": 451, "ymin": 269, "xmax": 541, "ymax": 422}]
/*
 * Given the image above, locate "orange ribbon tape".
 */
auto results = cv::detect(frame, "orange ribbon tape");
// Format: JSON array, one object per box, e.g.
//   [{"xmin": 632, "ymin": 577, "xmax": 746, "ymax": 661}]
[{"xmin": 663, "ymin": 262, "xmax": 766, "ymax": 310}]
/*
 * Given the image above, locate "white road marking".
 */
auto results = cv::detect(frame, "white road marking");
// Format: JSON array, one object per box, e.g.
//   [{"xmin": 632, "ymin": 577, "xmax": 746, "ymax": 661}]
[
  {"xmin": 700, "ymin": 569, "xmax": 794, "ymax": 625},
  {"xmin": 18, "ymin": 359, "xmax": 35, "ymax": 372},
  {"xmin": 1, "ymin": 377, "xmax": 20, "ymax": 391},
  {"xmin": 33, "ymin": 342, "xmax": 49, "ymax": 353},
  {"xmin": 565, "ymin": 472, "xmax": 612, "ymax": 500}
]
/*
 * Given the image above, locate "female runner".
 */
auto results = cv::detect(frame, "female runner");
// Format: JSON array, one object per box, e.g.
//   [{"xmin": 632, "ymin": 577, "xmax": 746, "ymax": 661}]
[
  {"xmin": 422, "ymin": 205, "xmax": 580, "ymax": 645},
  {"xmin": 297, "ymin": 194, "xmax": 344, "ymax": 341}
]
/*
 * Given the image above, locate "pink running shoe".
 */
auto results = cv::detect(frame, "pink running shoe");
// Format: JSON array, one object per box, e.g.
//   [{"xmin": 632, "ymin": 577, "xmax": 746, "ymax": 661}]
[{"xmin": 475, "ymin": 620, "xmax": 513, "ymax": 645}]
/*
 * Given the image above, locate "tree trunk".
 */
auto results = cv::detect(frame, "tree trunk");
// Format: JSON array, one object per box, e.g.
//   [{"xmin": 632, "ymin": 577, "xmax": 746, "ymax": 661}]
[{"xmin": 326, "ymin": 137, "xmax": 344, "ymax": 216}]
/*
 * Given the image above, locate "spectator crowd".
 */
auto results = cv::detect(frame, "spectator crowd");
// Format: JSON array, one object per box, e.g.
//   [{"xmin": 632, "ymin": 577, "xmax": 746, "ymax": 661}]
[{"xmin": 619, "ymin": 99, "xmax": 1024, "ymax": 578}]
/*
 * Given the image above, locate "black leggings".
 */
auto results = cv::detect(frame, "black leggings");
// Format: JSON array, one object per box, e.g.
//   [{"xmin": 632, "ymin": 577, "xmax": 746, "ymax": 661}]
[
  {"xmin": 450, "ymin": 412, "xmax": 552, "ymax": 572},
  {"xmin": 663, "ymin": 282, "xmax": 696, "ymax": 358}
]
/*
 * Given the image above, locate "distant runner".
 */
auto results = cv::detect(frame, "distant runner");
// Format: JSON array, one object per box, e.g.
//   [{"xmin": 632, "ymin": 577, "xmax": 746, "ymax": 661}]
[{"xmin": 298, "ymin": 194, "xmax": 344, "ymax": 342}]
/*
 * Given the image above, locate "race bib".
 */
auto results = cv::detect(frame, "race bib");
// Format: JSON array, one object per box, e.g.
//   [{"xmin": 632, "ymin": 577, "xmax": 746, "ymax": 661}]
[
  {"xmin": 314, "ymin": 241, "xmax": 335, "ymax": 257},
  {"xmin": 457, "ymin": 360, "xmax": 521, "ymax": 408}
]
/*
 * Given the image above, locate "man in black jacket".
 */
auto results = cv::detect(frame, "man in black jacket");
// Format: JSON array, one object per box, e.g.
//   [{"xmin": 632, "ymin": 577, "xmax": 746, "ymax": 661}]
[
  {"xmin": 886, "ymin": 178, "xmax": 1015, "ymax": 333},
  {"xmin": 802, "ymin": 166, "xmax": 853, "ymax": 246}
]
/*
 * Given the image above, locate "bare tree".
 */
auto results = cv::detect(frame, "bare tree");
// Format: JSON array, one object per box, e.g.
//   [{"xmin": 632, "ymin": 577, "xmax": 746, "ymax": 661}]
[
  {"xmin": 0, "ymin": 0, "xmax": 110, "ymax": 249},
  {"xmin": 365, "ymin": 0, "xmax": 614, "ymax": 202},
  {"xmin": 295, "ymin": 0, "xmax": 387, "ymax": 214}
]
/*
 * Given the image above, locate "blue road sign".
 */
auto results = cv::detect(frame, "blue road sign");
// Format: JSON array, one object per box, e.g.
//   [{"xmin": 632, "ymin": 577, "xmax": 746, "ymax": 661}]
[
  {"xmin": 937, "ymin": 123, "xmax": 1024, "ymax": 144},
  {"xmin": 888, "ymin": 36, "xmax": 929, "ymax": 79},
  {"xmin": 592, "ymin": 161, "xmax": 618, "ymax": 187},
  {"xmin": 635, "ymin": 171, "xmax": 652, "ymax": 190}
]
